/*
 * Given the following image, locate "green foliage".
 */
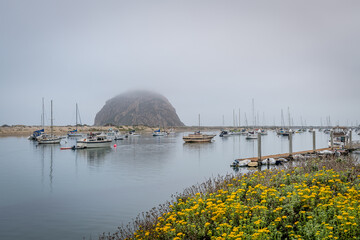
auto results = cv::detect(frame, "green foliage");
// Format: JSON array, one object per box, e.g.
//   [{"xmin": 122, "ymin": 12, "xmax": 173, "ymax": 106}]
[{"xmin": 100, "ymin": 157, "xmax": 360, "ymax": 240}]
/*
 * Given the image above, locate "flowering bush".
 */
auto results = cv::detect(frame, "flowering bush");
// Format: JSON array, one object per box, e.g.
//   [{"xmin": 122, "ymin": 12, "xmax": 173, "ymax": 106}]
[{"xmin": 101, "ymin": 157, "xmax": 360, "ymax": 240}]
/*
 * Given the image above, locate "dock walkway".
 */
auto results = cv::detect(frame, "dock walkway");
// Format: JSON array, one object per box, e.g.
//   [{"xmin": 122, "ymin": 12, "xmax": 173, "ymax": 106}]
[{"xmin": 237, "ymin": 147, "xmax": 332, "ymax": 162}]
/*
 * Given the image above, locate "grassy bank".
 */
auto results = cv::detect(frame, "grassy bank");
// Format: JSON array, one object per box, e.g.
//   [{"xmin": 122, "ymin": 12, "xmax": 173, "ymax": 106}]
[{"xmin": 100, "ymin": 157, "xmax": 360, "ymax": 240}]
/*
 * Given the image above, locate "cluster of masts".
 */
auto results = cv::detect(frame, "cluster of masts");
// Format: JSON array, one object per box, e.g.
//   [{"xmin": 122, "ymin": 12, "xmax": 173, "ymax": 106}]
[{"xmin": 220, "ymin": 99, "xmax": 358, "ymax": 129}]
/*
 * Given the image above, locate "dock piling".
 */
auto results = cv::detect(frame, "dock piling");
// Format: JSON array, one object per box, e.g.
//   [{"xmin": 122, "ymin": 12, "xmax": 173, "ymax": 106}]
[
  {"xmin": 312, "ymin": 131, "xmax": 316, "ymax": 153},
  {"xmin": 258, "ymin": 132, "xmax": 262, "ymax": 161},
  {"xmin": 330, "ymin": 130, "xmax": 334, "ymax": 150},
  {"xmin": 289, "ymin": 131, "xmax": 293, "ymax": 156},
  {"xmin": 349, "ymin": 130, "xmax": 352, "ymax": 148}
]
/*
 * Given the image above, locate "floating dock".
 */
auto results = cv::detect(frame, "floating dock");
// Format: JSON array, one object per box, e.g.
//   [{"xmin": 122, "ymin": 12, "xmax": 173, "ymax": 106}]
[{"xmin": 235, "ymin": 147, "xmax": 340, "ymax": 162}]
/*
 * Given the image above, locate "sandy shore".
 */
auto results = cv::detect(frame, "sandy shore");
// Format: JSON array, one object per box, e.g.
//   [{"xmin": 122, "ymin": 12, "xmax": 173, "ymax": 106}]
[
  {"xmin": 0, "ymin": 125, "xmax": 227, "ymax": 137},
  {"xmin": 0, "ymin": 125, "xmax": 153, "ymax": 137}
]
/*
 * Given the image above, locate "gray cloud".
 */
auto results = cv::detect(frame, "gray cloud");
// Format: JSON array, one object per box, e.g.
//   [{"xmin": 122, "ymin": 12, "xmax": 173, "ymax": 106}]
[{"xmin": 1, "ymin": 0, "xmax": 359, "ymax": 126}]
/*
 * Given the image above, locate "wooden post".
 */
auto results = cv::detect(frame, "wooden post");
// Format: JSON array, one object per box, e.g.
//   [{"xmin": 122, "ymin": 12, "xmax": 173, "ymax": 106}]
[
  {"xmin": 289, "ymin": 131, "xmax": 293, "ymax": 156},
  {"xmin": 349, "ymin": 130, "xmax": 352, "ymax": 148},
  {"xmin": 330, "ymin": 130, "xmax": 334, "ymax": 150},
  {"xmin": 258, "ymin": 132, "xmax": 262, "ymax": 161},
  {"xmin": 312, "ymin": 131, "xmax": 316, "ymax": 153}
]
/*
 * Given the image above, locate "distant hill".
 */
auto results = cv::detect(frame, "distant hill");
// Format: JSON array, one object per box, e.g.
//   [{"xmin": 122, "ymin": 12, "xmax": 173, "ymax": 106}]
[{"xmin": 94, "ymin": 91, "xmax": 185, "ymax": 127}]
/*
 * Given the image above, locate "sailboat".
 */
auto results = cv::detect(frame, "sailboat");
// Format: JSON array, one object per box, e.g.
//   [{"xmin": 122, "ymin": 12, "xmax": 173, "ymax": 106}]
[
  {"xmin": 153, "ymin": 128, "xmax": 167, "ymax": 136},
  {"xmin": 37, "ymin": 100, "xmax": 62, "ymax": 144},
  {"xmin": 68, "ymin": 103, "xmax": 82, "ymax": 137},
  {"xmin": 183, "ymin": 114, "xmax": 216, "ymax": 143},
  {"xmin": 28, "ymin": 98, "xmax": 45, "ymax": 140}
]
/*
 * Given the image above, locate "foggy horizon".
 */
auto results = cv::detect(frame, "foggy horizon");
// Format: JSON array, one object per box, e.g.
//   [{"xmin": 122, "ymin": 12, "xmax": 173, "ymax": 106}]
[{"xmin": 1, "ymin": 0, "xmax": 360, "ymax": 127}]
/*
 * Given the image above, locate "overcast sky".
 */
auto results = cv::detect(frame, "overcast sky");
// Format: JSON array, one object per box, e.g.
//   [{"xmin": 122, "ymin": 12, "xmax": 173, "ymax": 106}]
[{"xmin": 1, "ymin": 0, "xmax": 360, "ymax": 127}]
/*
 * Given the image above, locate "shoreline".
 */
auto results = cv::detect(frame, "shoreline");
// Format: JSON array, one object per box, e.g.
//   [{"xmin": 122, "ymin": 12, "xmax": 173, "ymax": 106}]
[{"xmin": 0, "ymin": 125, "xmax": 229, "ymax": 137}]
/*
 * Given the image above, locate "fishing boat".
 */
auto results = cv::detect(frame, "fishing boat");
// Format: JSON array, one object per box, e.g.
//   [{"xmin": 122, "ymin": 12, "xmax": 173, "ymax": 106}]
[
  {"xmin": 76, "ymin": 133, "xmax": 112, "ymax": 148},
  {"xmin": 183, "ymin": 131, "xmax": 216, "ymax": 143},
  {"xmin": 38, "ymin": 100, "xmax": 61, "ymax": 144}
]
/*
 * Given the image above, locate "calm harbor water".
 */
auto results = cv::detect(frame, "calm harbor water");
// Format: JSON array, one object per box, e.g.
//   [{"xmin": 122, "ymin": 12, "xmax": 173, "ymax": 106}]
[{"xmin": 0, "ymin": 131, "xmax": 357, "ymax": 240}]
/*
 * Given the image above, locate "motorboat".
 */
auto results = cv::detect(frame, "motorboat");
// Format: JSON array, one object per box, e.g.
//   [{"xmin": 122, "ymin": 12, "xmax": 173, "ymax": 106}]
[
  {"xmin": 183, "ymin": 131, "xmax": 216, "ymax": 143},
  {"xmin": 106, "ymin": 129, "xmax": 123, "ymax": 140},
  {"xmin": 76, "ymin": 133, "xmax": 112, "ymax": 148},
  {"xmin": 246, "ymin": 131, "xmax": 258, "ymax": 139},
  {"xmin": 128, "ymin": 130, "xmax": 141, "ymax": 137},
  {"xmin": 219, "ymin": 130, "xmax": 231, "ymax": 137}
]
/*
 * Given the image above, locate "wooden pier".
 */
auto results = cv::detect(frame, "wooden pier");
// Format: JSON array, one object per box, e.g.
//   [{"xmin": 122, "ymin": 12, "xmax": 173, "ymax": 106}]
[{"xmin": 236, "ymin": 147, "xmax": 332, "ymax": 162}]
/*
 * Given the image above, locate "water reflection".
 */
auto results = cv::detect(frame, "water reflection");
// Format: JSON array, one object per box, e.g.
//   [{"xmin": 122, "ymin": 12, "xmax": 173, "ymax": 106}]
[
  {"xmin": 76, "ymin": 148, "xmax": 112, "ymax": 166},
  {"xmin": 36, "ymin": 144, "xmax": 56, "ymax": 192}
]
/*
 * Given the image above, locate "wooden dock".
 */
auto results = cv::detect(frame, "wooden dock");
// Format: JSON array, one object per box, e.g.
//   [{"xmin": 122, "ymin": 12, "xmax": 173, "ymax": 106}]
[{"xmin": 237, "ymin": 147, "xmax": 333, "ymax": 162}]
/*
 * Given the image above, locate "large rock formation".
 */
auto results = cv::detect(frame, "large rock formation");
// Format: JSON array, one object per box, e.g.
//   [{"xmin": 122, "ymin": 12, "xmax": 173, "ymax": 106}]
[{"xmin": 94, "ymin": 91, "xmax": 184, "ymax": 127}]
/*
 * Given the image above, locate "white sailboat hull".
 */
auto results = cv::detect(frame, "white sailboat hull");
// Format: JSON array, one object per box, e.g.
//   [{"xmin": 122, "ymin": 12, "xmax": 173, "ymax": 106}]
[
  {"xmin": 76, "ymin": 140, "xmax": 112, "ymax": 148},
  {"xmin": 38, "ymin": 138, "xmax": 62, "ymax": 144}
]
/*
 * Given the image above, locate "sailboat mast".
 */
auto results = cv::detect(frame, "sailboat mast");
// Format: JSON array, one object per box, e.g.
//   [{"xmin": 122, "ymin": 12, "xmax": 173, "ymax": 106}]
[
  {"xmin": 252, "ymin": 99, "xmax": 255, "ymax": 128},
  {"xmin": 76, "ymin": 103, "xmax": 78, "ymax": 130},
  {"xmin": 51, "ymin": 100, "xmax": 53, "ymax": 136},
  {"xmin": 239, "ymin": 109, "xmax": 241, "ymax": 127},
  {"xmin": 288, "ymin": 107, "xmax": 291, "ymax": 128},
  {"xmin": 233, "ymin": 109, "xmax": 235, "ymax": 127},
  {"xmin": 198, "ymin": 114, "xmax": 200, "ymax": 130},
  {"xmin": 42, "ymin": 97, "xmax": 44, "ymax": 129}
]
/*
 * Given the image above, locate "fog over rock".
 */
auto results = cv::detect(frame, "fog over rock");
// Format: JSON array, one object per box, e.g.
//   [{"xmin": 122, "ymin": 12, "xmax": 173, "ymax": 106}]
[{"xmin": 94, "ymin": 91, "xmax": 185, "ymax": 127}]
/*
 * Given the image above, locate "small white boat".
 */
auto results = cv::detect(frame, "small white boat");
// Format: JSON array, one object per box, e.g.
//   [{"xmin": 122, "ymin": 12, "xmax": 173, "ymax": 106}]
[
  {"xmin": 128, "ymin": 130, "xmax": 141, "ymax": 137},
  {"xmin": 153, "ymin": 128, "xmax": 168, "ymax": 136},
  {"xmin": 246, "ymin": 131, "xmax": 258, "ymax": 139},
  {"xmin": 260, "ymin": 129, "xmax": 268, "ymax": 135},
  {"xmin": 231, "ymin": 159, "xmax": 251, "ymax": 167},
  {"xmin": 76, "ymin": 133, "xmax": 112, "ymax": 148},
  {"xmin": 261, "ymin": 158, "xmax": 277, "ymax": 165},
  {"xmin": 106, "ymin": 129, "xmax": 124, "ymax": 140},
  {"xmin": 219, "ymin": 130, "xmax": 231, "ymax": 137}
]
